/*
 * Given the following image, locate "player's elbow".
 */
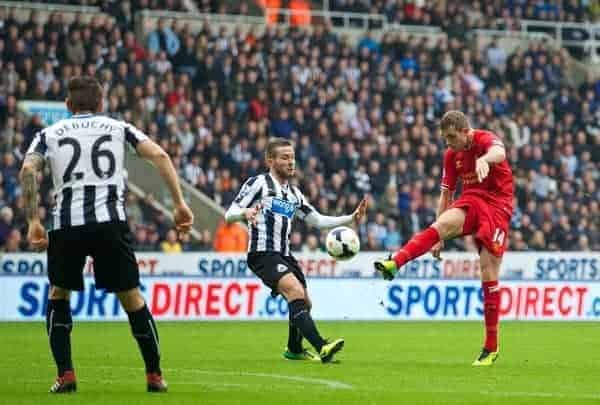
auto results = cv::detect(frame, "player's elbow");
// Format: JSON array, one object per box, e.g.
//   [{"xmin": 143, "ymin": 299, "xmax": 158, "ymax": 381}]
[
  {"xmin": 138, "ymin": 141, "xmax": 170, "ymax": 163},
  {"xmin": 491, "ymin": 146, "xmax": 506, "ymax": 162},
  {"xmin": 498, "ymin": 148, "xmax": 506, "ymax": 161},
  {"xmin": 151, "ymin": 149, "xmax": 170, "ymax": 162},
  {"xmin": 303, "ymin": 213, "xmax": 321, "ymax": 228},
  {"xmin": 224, "ymin": 206, "xmax": 241, "ymax": 223},
  {"xmin": 145, "ymin": 150, "xmax": 171, "ymax": 169}
]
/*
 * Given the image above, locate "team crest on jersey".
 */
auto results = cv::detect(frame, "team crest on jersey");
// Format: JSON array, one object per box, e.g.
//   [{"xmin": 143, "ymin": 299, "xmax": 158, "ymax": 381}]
[
  {"xmin": 271, "ymin": 198, "xmax": 296, "ymax": 219},
  {"xmin": 456, "ymin": 160, "xmax": 463, "ymax": 169}
]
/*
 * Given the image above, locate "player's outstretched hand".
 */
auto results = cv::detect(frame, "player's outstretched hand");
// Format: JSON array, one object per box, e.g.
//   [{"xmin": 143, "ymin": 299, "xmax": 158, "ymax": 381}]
[
  {"xmin": 27, "ymin": 220, "xmax": 48, "ymax": 252},
  {"xmin": 244, "ymin": 203, "xmax": 262, "ymax": 225},
  {"xmin": 352, "ymin": 196, "xmax": 368, "ymax": 224},
  {"xmin": 475, "ymin": 157, "xmax": 490, "ymax": 182},
  {"xmin": 431, "ymin": 240, "xmax": 444, "ymax": 261},
  {"xmin": 174, "ymin": 202, "xmax": 194, "ymax": 234}
]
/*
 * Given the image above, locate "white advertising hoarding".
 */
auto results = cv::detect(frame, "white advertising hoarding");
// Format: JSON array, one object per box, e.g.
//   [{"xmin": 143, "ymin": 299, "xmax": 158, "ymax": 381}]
[
  {"xmin": 2, "ymin": 276, "xmax": 600, "ymax": 321},
  {"xmin": 1, "ymin": 252, "xmax": 598, "ymax": 280}
]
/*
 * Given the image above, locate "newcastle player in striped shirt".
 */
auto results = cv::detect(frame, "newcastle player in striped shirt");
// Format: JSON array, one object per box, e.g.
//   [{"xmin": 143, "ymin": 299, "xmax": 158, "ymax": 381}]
[
  {"xmin": 225, "ymin": 138, "xmax": 367, "ymax": 363},
  {"xmin": 19, "ymin": 76, "xmax": 194, "ymax": 393}
]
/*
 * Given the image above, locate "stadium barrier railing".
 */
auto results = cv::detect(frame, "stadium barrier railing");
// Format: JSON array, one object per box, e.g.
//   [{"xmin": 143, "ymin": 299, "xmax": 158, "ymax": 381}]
[
  {"xmin": 470, "ymin": 28, "xmax": 588, "ymax": 85},
  {"xmin": 263, "ymin": 7, "xmax": 386, "ymax": 30},
  {"xmin": 126, "ymin": 182, "xmax": 203, "ymax": 240},
  {"xmin": 126, "ymin": 153, "xmax": 225, "ymax": 235},
  {"xmin": 134, "ymin": 8, "xmax": 444, "ymax": 44},
  {"xmin": 497, "ymin": 18, "xmax": 600, "ymax": 64},
  {"xmin": 2, "ymin": 251, "xmax": 597, "ymax": 279},
  {"xmin": 0, "ymin": 0, "xmax": 110, "ymax": 24}
]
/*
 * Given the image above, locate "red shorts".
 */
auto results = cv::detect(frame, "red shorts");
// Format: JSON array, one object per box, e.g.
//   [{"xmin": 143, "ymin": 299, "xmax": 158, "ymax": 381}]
[{"xmin": 450, "ymin": 194, "xmax": 511, "ymax": 257}]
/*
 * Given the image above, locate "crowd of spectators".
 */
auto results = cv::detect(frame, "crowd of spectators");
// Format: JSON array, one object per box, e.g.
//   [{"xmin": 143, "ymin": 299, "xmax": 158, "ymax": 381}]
[
  {"xmin": 330, "ymin": 1, "xmax": 600, "ymax": 27},
  {"xmin": 32, "ymin": 0, "xmax": 231, "ymax": 22},
  {"xmin": 329, "ymin": 1, "xmax": 600, "ymax": 61},
  {"xmin": 28, "ymin": 1, "xmax": 600, "ymax": 28},
  {"xmin": 0, "ymin": 7, "xmax": 598, "ymax": 254},
  {"xmin": 32, "ymin": 1, "xmax": 600, "ymax": 29}
]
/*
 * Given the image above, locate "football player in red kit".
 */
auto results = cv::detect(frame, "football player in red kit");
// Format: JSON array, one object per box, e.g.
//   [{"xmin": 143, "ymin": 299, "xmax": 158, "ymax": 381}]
[{"xmin": 375, "ymin": 110, "xmax": 514, "ymax": 366}]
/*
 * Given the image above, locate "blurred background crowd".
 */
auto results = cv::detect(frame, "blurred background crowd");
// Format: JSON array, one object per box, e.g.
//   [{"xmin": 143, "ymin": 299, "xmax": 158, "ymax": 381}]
[{"xmin": 0, "ymin": 1, "xmax": 598, "ymax": 253}]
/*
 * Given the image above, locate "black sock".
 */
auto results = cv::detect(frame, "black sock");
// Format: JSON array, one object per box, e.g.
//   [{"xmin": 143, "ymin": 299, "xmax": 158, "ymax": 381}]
[
  {"xmin": 46, "ymin": 299, "xmax": 73, "ymax": 377},
  {"xmin": 287, "ymin": 310, "xmax": 303, "ymax": 353},
  {"xmin": 127, "ymin": 305, "xmax": 161, "ymax": 374},
  {"xmin": 288, "ymin": 299, "xmax": 326, "ymax": 352}
]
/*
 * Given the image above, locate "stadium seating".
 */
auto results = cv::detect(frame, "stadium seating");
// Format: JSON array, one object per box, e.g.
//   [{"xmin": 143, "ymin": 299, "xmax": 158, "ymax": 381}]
[
  {"xmin": 330, "ymin": 0, "xmax": 595, "ymax": 25},
  {"xmin": 0, "ymin": 5, "xmax": 598, "ymax": 253}
]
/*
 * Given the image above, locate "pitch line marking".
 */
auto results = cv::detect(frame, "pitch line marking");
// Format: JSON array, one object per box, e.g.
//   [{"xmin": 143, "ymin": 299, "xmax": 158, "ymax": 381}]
[
  {"xmin": 172, "ymin": 369, "xmax": 354, "ymax": 390},
  {"xmin": 90, "ymin": 365, "xmax": 354, "ymax": 390},
  {"xmin": 1, "ymin": 364, "xmax": 354, "ymax": 390}
]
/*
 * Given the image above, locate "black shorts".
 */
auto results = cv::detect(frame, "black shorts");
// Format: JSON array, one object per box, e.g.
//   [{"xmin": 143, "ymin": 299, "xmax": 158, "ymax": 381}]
[
  {"xmin": 48, "ymin": 221, "xmax": 139, "ymax": 293},
  {"xmin": 247, "ymin": 252, "xmax": 307, "ymax": 296}
]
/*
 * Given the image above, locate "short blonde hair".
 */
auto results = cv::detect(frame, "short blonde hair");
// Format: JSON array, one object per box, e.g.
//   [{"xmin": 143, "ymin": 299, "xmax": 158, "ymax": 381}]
[
  {"xmin": 265, "ymin": 137, "xmax": 293, "ymax": 159},
  {"xmin": 440, "ymin": 110, "xmax": 470, "ymax": 131}
]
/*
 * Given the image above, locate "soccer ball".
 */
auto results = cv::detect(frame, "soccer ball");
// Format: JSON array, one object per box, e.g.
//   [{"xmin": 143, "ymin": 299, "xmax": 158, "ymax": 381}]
[{"xmin": 326, "ymin": 226, "xmax": 360, "ymax": 261}]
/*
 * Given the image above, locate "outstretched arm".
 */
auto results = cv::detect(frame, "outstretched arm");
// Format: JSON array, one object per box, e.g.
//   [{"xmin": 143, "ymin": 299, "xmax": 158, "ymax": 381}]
[
  {"xmin": 304, "ymin": 211, "xmax": 354, "ymax": 229},
  {"xmin": 303, "ymin": 196, "xmax": 367, "ymax": 229},
  {"xmin": 225, "ymin": 203, "xmax": 262, "ymax": 225}
]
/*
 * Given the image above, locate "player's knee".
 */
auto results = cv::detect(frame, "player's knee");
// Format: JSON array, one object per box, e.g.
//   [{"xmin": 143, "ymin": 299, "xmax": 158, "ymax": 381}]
[
  {"xmin": 49, "ymin": 286, "xmax": 71, "ymax": 300},
  {"xmin": 278, "ymin": 278, "xmax": 305, "ymax": 301},
  {"xmin": 433, "ymin": 208, "xmax": 466, "ymax": 239},
  {"xmin": 117, "ymin": 288, "xmax": 145, "ymax": 312},
  {"xmin": 432, "ymin": 220, "xmax": 459, "ymax": 239},
  {"xmin": 285, "ymin": 285, "xmax": 305, "ymax": 301}
]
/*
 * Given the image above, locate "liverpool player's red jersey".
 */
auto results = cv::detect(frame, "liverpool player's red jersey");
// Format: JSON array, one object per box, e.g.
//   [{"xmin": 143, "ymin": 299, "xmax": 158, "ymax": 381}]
[{"xmin": 441, "ymin": 129, "xmax": 514, "ymax": 214}]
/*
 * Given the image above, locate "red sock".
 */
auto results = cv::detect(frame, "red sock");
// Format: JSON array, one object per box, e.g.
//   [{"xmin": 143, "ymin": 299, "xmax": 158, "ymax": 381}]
[
  {"xmin": 393, "ymin": 227, "xmax": 440, "ymax": 268},
  {"xmin": 482, "ymin": 280, "xmax": 500, "ymax": 351}
]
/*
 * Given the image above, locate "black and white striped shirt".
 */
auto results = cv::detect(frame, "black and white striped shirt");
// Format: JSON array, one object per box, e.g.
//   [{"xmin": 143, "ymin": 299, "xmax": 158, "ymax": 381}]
[
  {"xmin": 226, "ymin": 172, "xmax": 355, "ymax": 255},
  {"xmin": 26, "ymin": 113, "xmax": 148, "ymax": 230},
  {"xmin": 227, "ymin": 173, "xmax": 318, "ymax": 255}
]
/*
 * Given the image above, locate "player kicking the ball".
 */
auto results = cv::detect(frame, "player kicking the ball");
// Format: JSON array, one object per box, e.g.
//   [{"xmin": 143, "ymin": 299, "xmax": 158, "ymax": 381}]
[
  {"xmin": 374, "ymin": 111, "xmax": 513, "ymax": 366},
  {"xmin": 225, "ymin": 138, "xmax": 367, "ymax": 363}
]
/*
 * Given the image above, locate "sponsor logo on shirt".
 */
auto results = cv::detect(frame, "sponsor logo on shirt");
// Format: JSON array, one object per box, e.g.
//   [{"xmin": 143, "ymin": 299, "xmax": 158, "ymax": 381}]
[
  {"xmin": 462, "ymin": 172, "xmax": 479, "ymax": 185},
  {"xmin": 270, "ymin": 198, "xmax": 296, "ymax": 219}
]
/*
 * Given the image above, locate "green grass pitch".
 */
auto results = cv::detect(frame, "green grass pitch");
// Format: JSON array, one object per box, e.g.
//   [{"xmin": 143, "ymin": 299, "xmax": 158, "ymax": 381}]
[{"xmin": 1, "ymin": 321, "xmax": 599, "ymax": 404}]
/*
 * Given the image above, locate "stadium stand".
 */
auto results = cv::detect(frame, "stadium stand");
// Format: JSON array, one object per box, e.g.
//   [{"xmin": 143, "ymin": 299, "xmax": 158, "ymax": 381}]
[
  {"xmin": 0, "ymin": 4, "xmax": 597, "ymax": 253},
  {"xmin": 328, "ymin": 0, "xmax": 596, "ymax": 25},
  {"xmin": 27, "ymin": 0, "xmax": 235, "ymax": 17}
]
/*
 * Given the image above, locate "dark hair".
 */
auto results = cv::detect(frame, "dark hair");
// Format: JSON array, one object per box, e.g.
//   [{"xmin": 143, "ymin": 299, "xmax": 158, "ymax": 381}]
[
  {"xmin": 67, "ymin": 76, "xmax": 102, "ymax": 113},
  {"xmin": 440, "ymin": 110, "xmax": 470, "ymax": 131},
  {"xmin": 265, "ymin": 137, "xmax": 293, "ymax": 159}
]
